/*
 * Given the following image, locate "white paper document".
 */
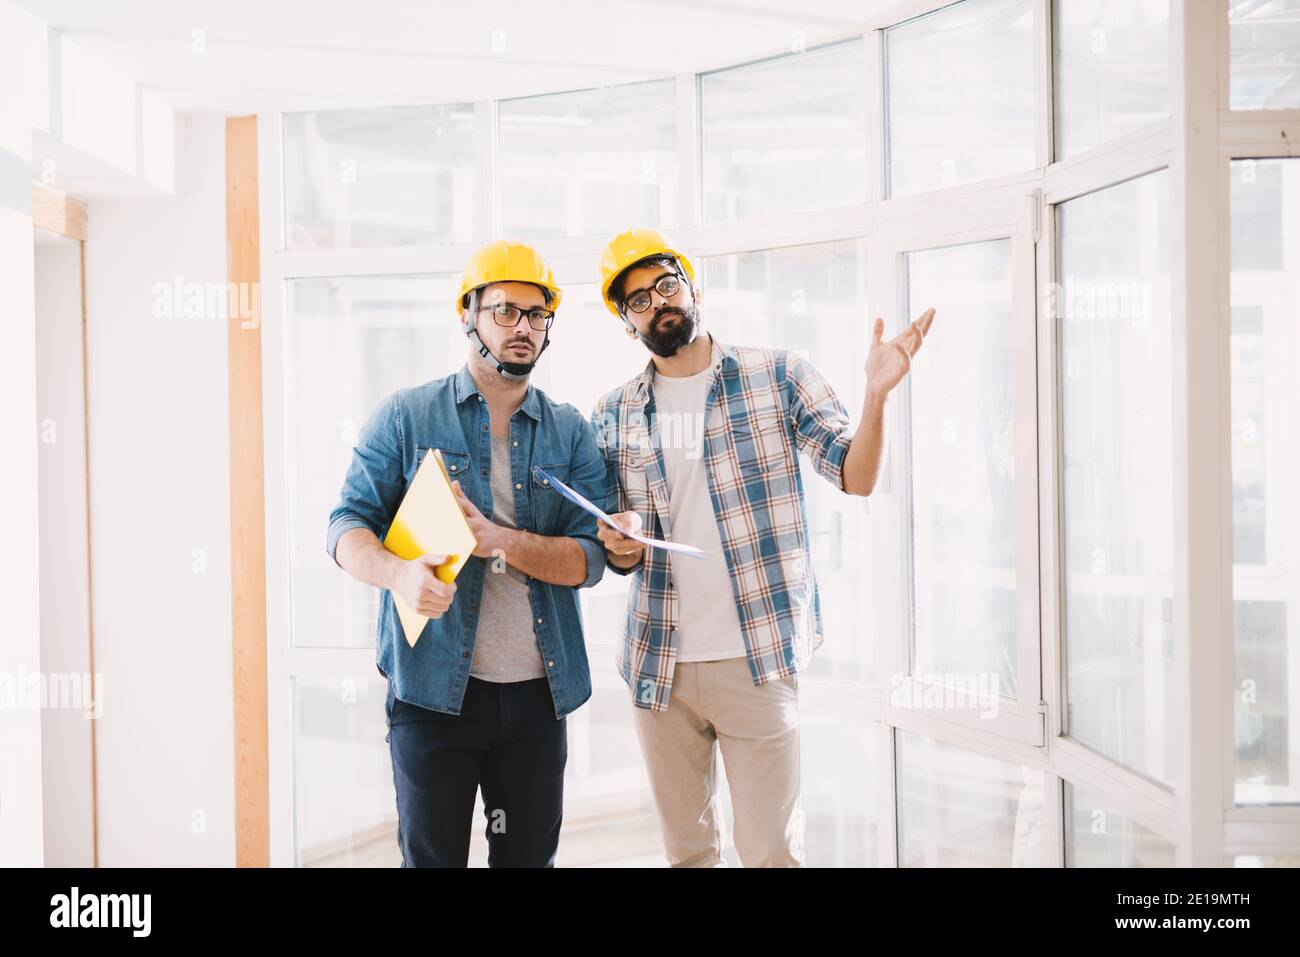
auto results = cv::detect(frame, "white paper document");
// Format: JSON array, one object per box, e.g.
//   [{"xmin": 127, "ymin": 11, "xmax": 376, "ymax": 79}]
[{"xmin": 532, "ymin": 466, "xmax": 706, "ymax": 559}]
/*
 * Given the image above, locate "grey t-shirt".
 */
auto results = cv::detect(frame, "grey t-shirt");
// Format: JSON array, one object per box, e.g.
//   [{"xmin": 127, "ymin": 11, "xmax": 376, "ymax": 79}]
[{"xmin": 470, "ymin": 434, "xmax": 546, "ymax": 682}]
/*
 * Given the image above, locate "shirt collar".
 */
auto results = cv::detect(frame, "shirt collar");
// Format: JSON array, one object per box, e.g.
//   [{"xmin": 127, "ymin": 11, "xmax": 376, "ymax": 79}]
[
  {"xmin": 454, "ymin": 363, "xmax": 542, "ymax": 421},
  {"xmin": 635, "ymin": 331, "xmax": 737, "ymax": 401}
]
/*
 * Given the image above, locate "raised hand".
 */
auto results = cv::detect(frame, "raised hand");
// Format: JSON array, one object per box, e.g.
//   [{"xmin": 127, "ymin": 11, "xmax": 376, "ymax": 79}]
[{"xmin": 866, "ymin": 307, "xmax": 935, "ymax": 399}]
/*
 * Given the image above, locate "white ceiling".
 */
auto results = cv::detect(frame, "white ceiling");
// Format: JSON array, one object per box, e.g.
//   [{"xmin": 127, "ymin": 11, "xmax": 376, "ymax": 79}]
[{"xmin": 18, "ymin": 0, "xmax": 906, "ymax": 115}]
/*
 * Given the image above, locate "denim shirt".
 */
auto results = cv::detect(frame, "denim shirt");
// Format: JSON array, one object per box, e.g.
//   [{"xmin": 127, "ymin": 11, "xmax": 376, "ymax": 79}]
[{"xmin": 326, "ymin": 364, "xmax": 609, "ymax": 720}]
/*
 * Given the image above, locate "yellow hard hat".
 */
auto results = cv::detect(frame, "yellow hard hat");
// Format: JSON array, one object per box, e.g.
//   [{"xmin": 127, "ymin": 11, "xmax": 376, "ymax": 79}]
[
  {"xmin": 599, "ymin": 227, "xmax": 696, "ymax": 317},
  {"xmin": 456, "ymin": 240, "xmax": 562, "ymax": 316}
]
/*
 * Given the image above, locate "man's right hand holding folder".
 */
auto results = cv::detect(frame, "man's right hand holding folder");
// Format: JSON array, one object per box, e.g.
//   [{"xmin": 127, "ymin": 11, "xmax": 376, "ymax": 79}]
[{"xmin": 392, "ymin": 552, "xmax": 458, "ymax": 622}]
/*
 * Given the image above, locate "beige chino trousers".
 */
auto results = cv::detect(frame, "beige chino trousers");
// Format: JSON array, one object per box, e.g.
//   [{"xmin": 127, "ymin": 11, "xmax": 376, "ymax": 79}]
[{"xmin": 630, "ymin": 656, "xmax": 804, "ymax": 867}]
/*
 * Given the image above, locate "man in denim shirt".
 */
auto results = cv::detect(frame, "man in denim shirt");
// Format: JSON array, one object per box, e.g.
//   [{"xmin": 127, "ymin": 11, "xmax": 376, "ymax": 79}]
[{"xmin": 326, "ymin": 241, "xmax": 608, "ymax": 867}]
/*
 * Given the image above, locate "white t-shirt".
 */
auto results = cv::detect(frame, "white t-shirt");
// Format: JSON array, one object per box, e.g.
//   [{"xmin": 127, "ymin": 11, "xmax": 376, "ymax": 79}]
[{"xmin": 651, "ymin": 353, "xmax": 748, "ymax": 663}]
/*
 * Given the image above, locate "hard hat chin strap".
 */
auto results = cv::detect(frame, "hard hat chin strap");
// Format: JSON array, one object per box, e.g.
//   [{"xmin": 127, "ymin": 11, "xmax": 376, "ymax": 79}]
[{"xmin": 464, "ymin": 288, "xmax": 548, "ymax": 381}]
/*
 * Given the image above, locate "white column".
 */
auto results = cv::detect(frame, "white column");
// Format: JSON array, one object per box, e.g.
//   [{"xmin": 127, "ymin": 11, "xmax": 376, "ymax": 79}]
[{"xmin": 1169, "ymin": 0, "xmax": 1231, "ymax": 865}]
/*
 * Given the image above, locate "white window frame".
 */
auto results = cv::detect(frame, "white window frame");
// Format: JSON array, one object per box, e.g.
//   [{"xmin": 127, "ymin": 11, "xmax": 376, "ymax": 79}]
[
  {"xmin": 1215, "ymin": 1, "xmax": 1300, "ymax": 862},
  {"xmin": 873, "ymin": 195, "xmax": 1045, "ymax": 753}
]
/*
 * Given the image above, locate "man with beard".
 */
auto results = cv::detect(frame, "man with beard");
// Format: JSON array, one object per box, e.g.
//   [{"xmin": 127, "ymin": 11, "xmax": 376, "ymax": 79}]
[
  {"xmin": 327, "ymin": 240, "xmax": 609, "ymax": 867},
  {"xmin": 589, "ymin": 227, "xmax": 934, "ymax": 867}
]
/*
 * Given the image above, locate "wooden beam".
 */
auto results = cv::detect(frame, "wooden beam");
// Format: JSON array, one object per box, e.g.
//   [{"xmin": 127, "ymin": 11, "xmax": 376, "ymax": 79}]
[
  {"xmin": 32, "ymin": 183, "xmax": 87, "ymax": 242},
  {"xmin": 225, "ymin": 115, "xmax": 269, "ymax": 868}
]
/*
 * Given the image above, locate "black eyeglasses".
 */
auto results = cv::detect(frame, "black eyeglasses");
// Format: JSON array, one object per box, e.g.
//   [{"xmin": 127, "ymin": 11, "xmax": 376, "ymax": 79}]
[
  {"xmin": 624, "ymin": 273, "xmax": 685, "ymax": 315},
  {"xmin": 478, "ymin": 301, "xmax": 555, "ymax": 332}
]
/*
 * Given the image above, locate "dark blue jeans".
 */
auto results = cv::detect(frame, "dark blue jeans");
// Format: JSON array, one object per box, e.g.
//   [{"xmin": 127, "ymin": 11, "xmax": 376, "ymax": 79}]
[{"xmin": 385, "ymin": 674, "xmax": 567, "ymax": 867}]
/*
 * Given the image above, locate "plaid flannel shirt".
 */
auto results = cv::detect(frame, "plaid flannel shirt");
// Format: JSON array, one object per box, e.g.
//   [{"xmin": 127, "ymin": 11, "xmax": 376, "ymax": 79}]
[{"xmin": 590, "ymin": 336, "xmax": 855, "ymax": 711}]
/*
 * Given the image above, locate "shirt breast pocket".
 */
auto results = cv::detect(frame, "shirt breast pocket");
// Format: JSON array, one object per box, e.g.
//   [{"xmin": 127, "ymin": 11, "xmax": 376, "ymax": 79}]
[
  {"xmin": 619, "ymin": 449, "xmax": 652, "ymax": 510},
  {"xmin": 730, "ymin": 394, "xmax": 790, "ymax": 475},
  {"xmin": 412, "ymin": 446, "xmax": 476, "ymax": 509},
  {"xmin": 529, "ymin": 462, "xmax": 570, "ymax": 536},
  {"xmin": 414, "ymin": 445, "xmax": 470, "ymax": 481}
]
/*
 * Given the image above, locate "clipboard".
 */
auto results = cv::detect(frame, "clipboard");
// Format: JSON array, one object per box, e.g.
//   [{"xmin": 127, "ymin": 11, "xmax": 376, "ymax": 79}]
[{"xmin": 382, "ymin": 448, "xmax": 478, "ymax": 647}]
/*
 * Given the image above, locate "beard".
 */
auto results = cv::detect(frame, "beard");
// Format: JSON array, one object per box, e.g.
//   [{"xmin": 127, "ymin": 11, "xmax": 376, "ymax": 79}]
[{"xmin": 640, "ymin": 303, "xmax": 701, "ymax": 358}]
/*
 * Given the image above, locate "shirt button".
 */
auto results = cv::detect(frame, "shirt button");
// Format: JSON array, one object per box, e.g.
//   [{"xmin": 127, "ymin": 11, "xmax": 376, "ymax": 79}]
[
  {"xmin": 512, "ymin": 440, "xmax": 518, "ymax": 447},
  {"xmin": 536, "ymin": 617, "xmax": 543, "ymax": 624},
  {"xmin": 516, "ymin": 482, "xmax": 523, "ymax": 490},
  {"xmin": 449, "ymin": 464, "xmax": 457, "ymax": 472},
  {"xmin": 547, "ymin": 660, "xmax": 555, "ymax": 668}
]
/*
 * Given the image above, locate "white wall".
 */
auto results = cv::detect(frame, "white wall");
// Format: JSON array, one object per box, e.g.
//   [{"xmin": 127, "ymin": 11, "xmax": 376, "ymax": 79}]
[
  {"xmin": 83, "ymin": 112, "xmax": 235, "ymax": 866},
  {"xmin": 4, "ymin": 0, "xmax": 186, "ymax": 867},
  {"xmin": 35, "ymin": 235, "xmax": 96, "ymax": 867},
  {"xmin": 0, "ymin": 0, "xmax": 49, "ymax": 868}
]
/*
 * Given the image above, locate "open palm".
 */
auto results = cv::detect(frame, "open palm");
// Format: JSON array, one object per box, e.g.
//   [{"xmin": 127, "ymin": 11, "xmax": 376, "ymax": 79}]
[{"xmin": 866, "ymin": 308, "xmax": 935, "ymax": 398}]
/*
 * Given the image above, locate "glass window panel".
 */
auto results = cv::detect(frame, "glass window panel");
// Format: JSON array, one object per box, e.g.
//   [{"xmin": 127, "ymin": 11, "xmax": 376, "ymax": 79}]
[
  {"xmin": 1057, "ymin": 170, "xmax": 1174, "ymax": 784},
  {"xmin": 886, "ymin": 0, "xmax": 1036, "ymax": 197},
  {"xmin": 701, "ymin": 40, "xmax": 867, "ymax": 223},
  {"xmin": 713, "ymin": 707, "xmax": 881, "ymax": 868},
  {"xmin": 293, "ymin": 675, "xmax": 396, "ymax": 866},
  {"xmin": 896, "ymin": 730, "xmax": 1050, "ymax": 866},
  {"xmin": 555, "ymin": 685, "xmax": 663, "ymax": 867},
  {"xmin": 1231, "ymin": 307, "xmax": 1267, "ymax": 565},
  {"xmin": 283, "ymin": 105, "xmax": 477, "ymax": 249},
  {"xmin": 700, "ymin": 240, "xmax": 873, "ymax": 684},
  {"xmin": 1230, "ymin": 158, "xmax": 1300, "ymax": 806},
  {"xmin": 498, "ymin": 80, "xmax": 677, "ymax": 240},
  {"xmin": 528, "ymin": 282, "xmax": 650, "ymax": 414},
  {"xmin": 1053, "ymin": 0, "xmax": 1170, "ymax": 160},
  {"xmin": 1230, "ymin": 0, "xmax": 1300, "ymax": 110},
  {"xmin": 802, "ymin": 713, "xmax": 881, "ymax": 866},
  {"xmin": 906, "ymin": 240, "xmax": 1018, "ymax": 699},
  {"xmin": 286, "ymin": 274, "xmax": 461, "ymax": 649},
  {"xmin": 1064, "ymin": 782, "xmax": 1176, "ymax": 866},
  {"xmin": 1231, "ymin": 160, "xmax": 1285, "ymax": 271},
  {"xmin": 1233, "ymin": 854, "xmax": 1300, "ymax": 866}
]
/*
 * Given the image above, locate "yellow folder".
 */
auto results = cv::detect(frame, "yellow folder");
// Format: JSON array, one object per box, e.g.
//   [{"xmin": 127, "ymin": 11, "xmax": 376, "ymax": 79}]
[{"xmin": 382, "ymin": 448, "xmax": 478, "ymax": 648}]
